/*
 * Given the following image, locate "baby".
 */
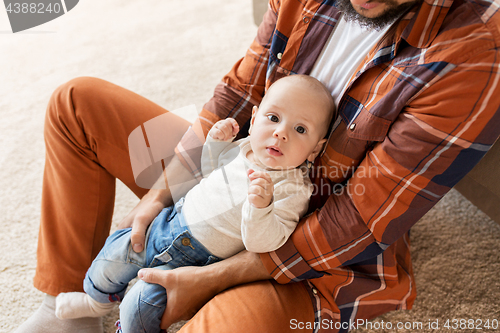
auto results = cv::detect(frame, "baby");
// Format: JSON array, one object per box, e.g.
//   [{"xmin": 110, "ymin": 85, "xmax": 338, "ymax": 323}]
[{"xmin": 55, "ymin": 74, "xmax": 335, "ymax": 333}]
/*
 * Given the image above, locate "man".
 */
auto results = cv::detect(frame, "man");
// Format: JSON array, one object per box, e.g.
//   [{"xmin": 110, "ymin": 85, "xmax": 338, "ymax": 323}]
[{"xmin": 16, "ymin": 0, "xmax": 500, "ymax": 332}]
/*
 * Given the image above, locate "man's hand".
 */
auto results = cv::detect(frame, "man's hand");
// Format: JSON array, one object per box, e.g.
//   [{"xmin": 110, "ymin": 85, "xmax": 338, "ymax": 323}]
[
  {"xmin": 117, "ymin": 189, "xmax": 170, "ymax": 252},
  {"xmin": 138, "ymin": 266, "xmax": 217, "ymax": 328},
  {"xmin": 119, "ymin": 151, "xmax": 197, "ymax": 253},
  {"xmin": 208, "ymin": 118, "xmax": 239, "ymax": 141},
  {"xmin": 247, "ymin": 169, "xmax": 274, "ymax": 208},
  {"xmin": 138, "ymin": 250, "xmax": 271, "ymax": 330}
]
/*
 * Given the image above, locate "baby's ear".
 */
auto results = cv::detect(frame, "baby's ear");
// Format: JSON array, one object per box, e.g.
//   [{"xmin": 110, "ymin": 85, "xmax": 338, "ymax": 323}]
[
  {"xmin": 307, "ymin": 138, "xmax": 327, "ymax": 162},
  {"xmin": 249, "ymin": 106, "xmax": 258, "ymax": 134}
]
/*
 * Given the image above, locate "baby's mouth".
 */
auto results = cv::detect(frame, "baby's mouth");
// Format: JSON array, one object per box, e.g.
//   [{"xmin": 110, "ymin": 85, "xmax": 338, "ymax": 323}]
[{"xmin": 266, "ymin": 146, "xmax": 283, "ymax": 156}]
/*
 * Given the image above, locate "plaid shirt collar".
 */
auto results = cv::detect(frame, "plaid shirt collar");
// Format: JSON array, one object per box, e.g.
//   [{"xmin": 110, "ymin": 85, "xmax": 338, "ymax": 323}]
[{"xmin": 293, "ymin": 0, "xmax": 455, "ymax": 79}]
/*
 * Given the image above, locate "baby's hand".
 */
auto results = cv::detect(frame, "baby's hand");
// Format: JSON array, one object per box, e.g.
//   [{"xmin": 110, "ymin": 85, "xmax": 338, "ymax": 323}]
[
  {"xmin": 208, "ymin": 118, "xmax": 239, "ymax": 141},
  {"xmin": 247, "ymin": 169, "xmax": 274, "ymax": 208}
]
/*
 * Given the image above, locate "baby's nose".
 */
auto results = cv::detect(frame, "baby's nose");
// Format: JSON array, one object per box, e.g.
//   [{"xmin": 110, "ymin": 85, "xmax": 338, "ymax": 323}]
[{"xmin": 273, "ymin": 128, "xmax": 288, "ymax": 141}]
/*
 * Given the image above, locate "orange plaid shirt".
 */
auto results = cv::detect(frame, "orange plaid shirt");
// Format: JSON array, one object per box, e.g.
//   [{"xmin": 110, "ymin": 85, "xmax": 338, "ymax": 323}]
[{"xmin": 175, "ymin": 0, "xmax": 500, "ymax": 331}]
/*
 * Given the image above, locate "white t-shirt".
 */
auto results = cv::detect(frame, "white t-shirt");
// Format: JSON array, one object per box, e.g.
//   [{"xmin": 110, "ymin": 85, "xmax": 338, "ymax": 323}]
[{"xmin": 310, "ymin": 16, "xmax": 393, "ymax": 106}]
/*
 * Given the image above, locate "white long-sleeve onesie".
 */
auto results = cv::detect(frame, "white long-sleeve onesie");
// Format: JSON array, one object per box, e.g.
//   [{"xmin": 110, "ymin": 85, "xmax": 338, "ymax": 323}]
[{"xmin": 182, "ymin": 136, "xmax": 313, "ymax": 258}]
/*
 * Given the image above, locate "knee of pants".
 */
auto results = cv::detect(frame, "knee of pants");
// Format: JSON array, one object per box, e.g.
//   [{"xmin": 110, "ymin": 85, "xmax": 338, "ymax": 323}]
[
  {"xmin": 45, "ymin": 76, "xmax": 106, "ymax": 135},
  {"xmin": 85, "ymin": 258, "xmax": 139, "ymax": 296},
  {"xmin": 119, "ymin": 279, "xmax": 167, "ymax": 333},
  {"xmin": 85, "ymin": 229, "xmax": 144, "ymax": 296}
]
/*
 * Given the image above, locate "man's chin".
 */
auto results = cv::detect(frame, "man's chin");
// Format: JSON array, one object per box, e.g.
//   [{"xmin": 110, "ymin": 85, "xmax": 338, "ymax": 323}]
[{"xmin": 335, "ymin": 0, "xmax": 421, "ymax": 30}]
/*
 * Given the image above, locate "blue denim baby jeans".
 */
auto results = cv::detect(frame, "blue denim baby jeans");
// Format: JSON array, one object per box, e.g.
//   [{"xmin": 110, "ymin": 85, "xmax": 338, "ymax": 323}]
[{"xmin": 84, "ymin": 201, "xmax": 221, "ymax": 333}]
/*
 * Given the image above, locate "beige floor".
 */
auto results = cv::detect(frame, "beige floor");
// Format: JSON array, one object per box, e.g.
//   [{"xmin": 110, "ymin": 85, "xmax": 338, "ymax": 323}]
[{"xmin": 1, "ymin": 1, "xmax": 499, "ymax": 332}]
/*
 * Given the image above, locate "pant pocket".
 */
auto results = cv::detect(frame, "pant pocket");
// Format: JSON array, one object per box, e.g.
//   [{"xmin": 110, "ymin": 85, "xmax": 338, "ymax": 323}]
[{"xmin": 149, "ymin": 248, "xmax": 173, "ymax": 267}]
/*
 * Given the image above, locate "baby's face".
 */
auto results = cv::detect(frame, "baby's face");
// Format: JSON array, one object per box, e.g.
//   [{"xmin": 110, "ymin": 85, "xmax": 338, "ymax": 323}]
[{"xmin": 249, "ymin": 80, "xmax": 329, "ymax": 170}]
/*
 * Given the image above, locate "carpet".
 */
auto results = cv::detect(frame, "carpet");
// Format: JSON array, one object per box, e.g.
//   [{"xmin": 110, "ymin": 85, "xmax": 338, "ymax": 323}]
[{"xmin": 0, "ymin": 1, "xmax": 498, "ymax": 332}]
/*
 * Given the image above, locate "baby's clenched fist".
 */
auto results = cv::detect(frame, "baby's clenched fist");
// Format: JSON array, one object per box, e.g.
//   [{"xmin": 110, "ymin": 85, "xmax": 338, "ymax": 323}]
[
  {"xmin": 208, "ymin": 118, "xmax": 240, "ymax": 141},
  {"xmin": 247, "ymin": 169, "xmax": 274, "ymax": 208}
]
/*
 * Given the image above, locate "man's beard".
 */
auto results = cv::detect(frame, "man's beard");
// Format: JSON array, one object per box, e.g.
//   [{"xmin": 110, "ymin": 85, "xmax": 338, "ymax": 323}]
[{"xmin": 335, "ymin": 0, "xmax": 421, "ymax": 30}]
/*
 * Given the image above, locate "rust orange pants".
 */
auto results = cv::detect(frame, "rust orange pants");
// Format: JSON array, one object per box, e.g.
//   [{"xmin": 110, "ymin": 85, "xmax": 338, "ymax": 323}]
[{"xmin": 34, "ymin": 77, "xmax": 314, "ymax": 332}]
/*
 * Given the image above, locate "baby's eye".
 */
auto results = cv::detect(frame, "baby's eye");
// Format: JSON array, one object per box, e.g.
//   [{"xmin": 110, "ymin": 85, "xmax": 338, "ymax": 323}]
[
  {"xmin": 295, "ymin": 126, "xmax": 306, "ymax": 134},
  {"xmin": 267, "ymin": 115, "xmax": 279, "ymax": 122}
]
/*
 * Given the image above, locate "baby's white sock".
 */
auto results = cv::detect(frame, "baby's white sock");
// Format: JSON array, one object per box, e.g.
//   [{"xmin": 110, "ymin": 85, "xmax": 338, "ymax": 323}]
[{"xmin": 55, "ymin": 292, "xmax": 116, "ymax": 319}]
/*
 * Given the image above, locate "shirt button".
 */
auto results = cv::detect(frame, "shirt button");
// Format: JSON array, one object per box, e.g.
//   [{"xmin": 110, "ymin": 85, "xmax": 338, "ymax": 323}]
[
  {"xmin": 312, "ymin": 288, "xmax": 318, "ymax": 295},
  {"xmin": 277, "ymin": 52, "xmax": 283, "ymax": 60},
  {"xmin": 349, "ymin": 123, "xmax": 356, "ymax": 131},
  {"xmin": 303, "ymin": 16, "xmax": 310, "ymax": 24}
]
